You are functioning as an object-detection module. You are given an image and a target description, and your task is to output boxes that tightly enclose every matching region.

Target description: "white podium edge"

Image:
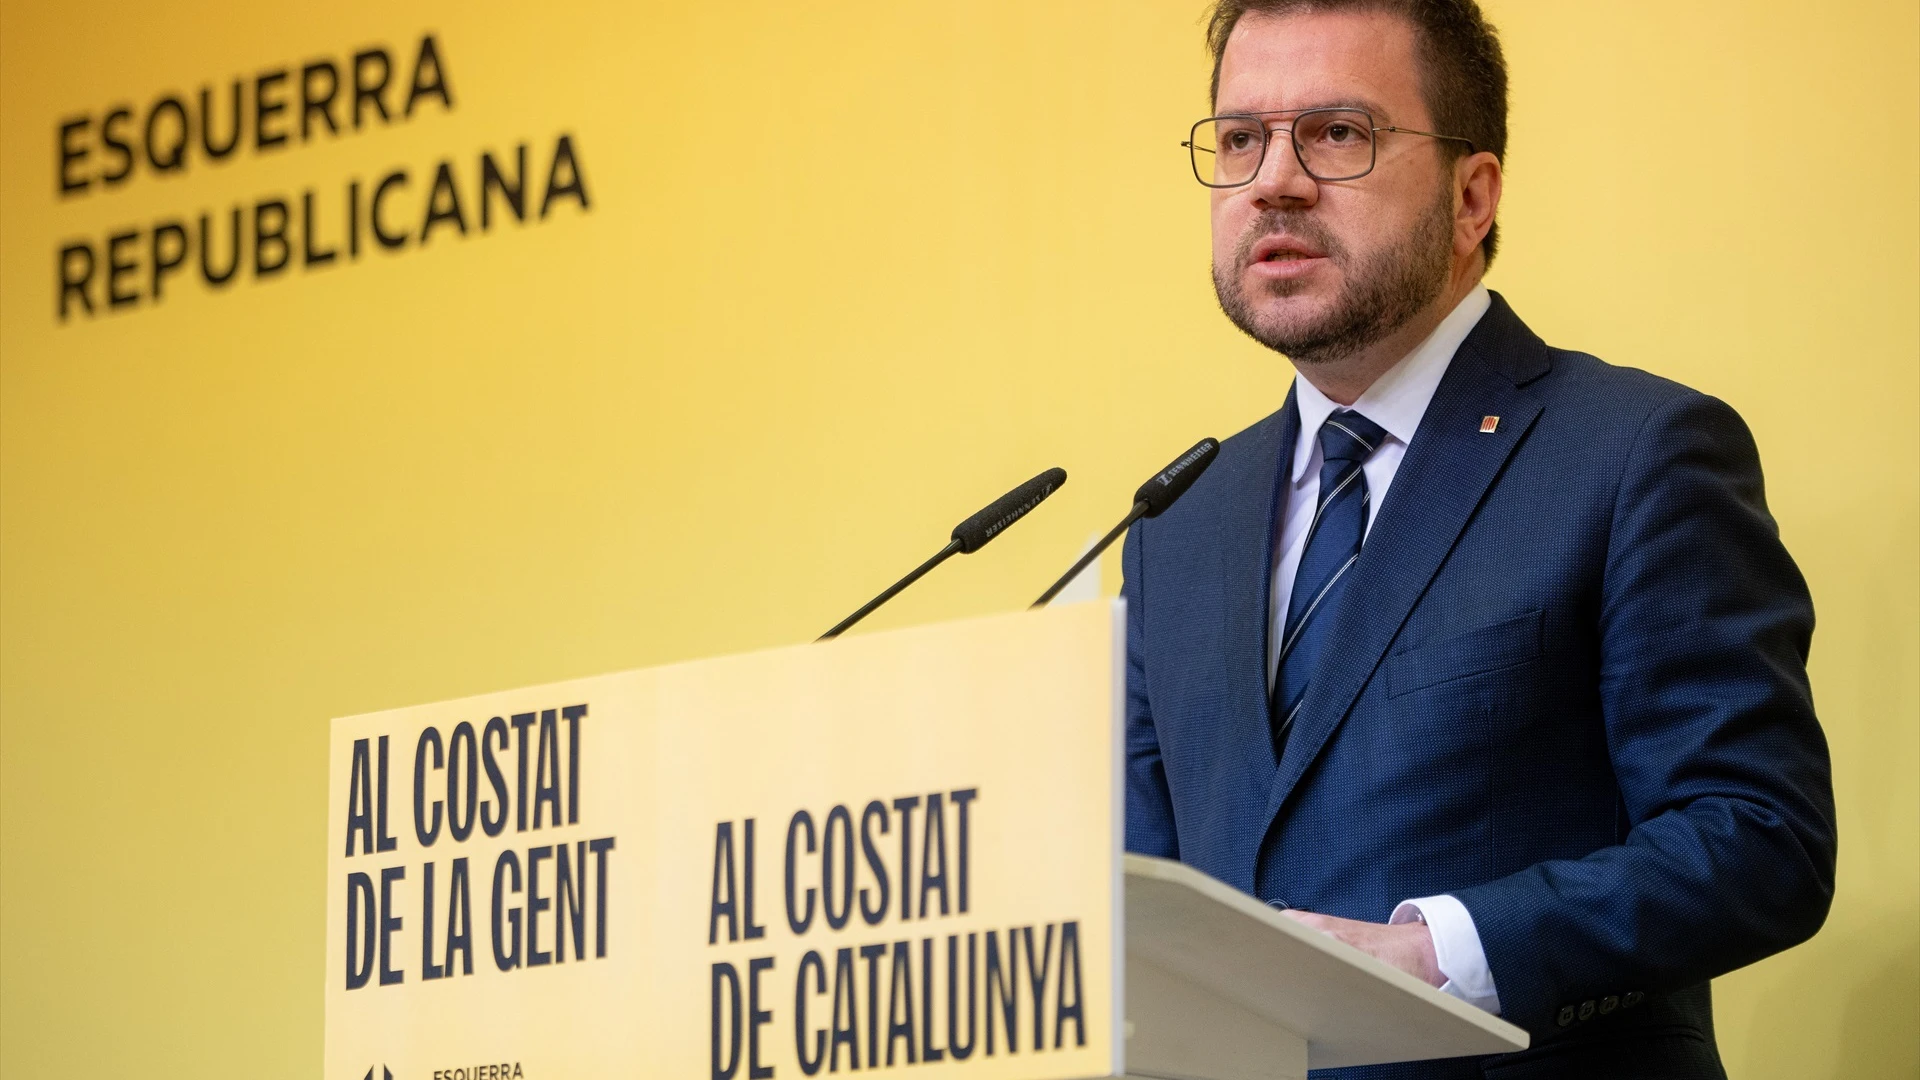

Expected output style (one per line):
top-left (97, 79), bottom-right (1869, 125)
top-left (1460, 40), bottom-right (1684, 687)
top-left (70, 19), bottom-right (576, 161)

top-left (1120, 853), bottom-right (1528, 1078)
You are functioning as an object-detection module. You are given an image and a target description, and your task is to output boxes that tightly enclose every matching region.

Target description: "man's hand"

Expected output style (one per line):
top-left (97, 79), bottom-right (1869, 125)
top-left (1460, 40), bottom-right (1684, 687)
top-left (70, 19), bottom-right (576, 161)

top-left (1280, 909), bottom-right (1445, 988)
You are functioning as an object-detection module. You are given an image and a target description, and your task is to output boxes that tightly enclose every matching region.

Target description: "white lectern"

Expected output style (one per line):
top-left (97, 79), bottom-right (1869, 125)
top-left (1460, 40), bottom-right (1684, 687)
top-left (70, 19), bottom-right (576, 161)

top-left (324, 603), bottom-right (1526, 1078)
top-left (1127, 854), bottom-right (1524, 1078)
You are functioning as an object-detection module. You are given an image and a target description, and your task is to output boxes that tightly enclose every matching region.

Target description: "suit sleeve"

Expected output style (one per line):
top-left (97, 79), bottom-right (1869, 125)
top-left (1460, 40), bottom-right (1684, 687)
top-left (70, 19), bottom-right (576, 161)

top-left (1122, 520), bottom-right (1179, 859)
top-left (1451, 391), bottom-right (1837, 1035)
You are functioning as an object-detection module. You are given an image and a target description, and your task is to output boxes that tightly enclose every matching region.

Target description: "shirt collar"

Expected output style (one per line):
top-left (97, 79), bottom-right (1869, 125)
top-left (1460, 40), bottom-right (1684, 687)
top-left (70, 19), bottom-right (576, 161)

top-left (1290, 283), bottom-right (1492, 483)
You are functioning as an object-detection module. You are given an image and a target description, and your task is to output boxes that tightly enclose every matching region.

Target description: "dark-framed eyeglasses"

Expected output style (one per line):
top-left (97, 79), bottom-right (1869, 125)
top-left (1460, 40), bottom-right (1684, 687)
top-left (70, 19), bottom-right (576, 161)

top-left (1183, 107), bottom-right (1476, 187)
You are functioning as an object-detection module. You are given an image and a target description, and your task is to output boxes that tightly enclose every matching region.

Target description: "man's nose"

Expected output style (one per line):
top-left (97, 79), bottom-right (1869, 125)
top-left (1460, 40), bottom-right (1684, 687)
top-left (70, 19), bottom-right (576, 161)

top-left (1249, 133), bottom-right (1319, 208)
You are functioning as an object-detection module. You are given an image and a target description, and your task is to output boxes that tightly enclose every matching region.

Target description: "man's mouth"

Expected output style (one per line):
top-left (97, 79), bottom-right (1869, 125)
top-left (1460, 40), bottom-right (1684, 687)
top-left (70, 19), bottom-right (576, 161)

top-left (1249, 235), bottom-right (1329, 267)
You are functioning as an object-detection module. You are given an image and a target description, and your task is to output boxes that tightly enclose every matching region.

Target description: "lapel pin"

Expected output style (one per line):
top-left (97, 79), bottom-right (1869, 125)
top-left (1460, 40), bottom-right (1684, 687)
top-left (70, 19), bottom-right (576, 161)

top-left (1479, 415), bottom-right (1501, 434)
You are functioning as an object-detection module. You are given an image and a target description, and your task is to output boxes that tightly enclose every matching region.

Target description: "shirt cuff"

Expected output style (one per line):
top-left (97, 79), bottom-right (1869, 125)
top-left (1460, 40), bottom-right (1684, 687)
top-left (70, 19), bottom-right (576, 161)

top-left (1391, 894), bottom-right (1502, 1015)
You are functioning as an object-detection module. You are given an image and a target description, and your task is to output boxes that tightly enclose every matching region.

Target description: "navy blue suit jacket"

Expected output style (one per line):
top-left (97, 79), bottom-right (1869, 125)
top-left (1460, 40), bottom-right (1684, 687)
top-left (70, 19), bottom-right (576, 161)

top-left (1121, 294), bottom-right (1835, 1079)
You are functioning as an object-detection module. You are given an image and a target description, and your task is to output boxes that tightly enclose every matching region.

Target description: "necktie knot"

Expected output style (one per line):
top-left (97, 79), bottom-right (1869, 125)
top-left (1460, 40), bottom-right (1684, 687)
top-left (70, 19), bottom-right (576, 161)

top-left (1317, 410), bottom-right (1387, 465)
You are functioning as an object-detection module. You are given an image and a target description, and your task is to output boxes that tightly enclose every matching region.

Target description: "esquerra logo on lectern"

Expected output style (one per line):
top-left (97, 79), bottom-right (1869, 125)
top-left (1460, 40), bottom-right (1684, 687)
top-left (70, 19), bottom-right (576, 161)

top-left (363, 1065), bottom-right (528, 1080)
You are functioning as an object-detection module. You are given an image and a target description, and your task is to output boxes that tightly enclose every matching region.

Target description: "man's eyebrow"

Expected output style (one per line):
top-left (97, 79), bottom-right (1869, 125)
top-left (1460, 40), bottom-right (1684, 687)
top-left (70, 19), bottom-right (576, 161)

top-left (1215, 97), bottom-right (1395, 122)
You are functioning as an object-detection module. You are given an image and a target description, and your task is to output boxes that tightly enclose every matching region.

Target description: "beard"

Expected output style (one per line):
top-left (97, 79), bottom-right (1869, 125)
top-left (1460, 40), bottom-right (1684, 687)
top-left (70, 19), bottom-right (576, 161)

top-left (1213, 184), bottom-right (1455, 366)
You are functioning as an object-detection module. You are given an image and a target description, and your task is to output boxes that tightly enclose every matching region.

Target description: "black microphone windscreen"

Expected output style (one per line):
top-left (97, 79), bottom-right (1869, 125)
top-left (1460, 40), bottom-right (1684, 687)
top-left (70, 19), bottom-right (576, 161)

top-left (1133, 438), bottom-right (1220, 518)
top-left (951, 467), bottom-right (1068, 554)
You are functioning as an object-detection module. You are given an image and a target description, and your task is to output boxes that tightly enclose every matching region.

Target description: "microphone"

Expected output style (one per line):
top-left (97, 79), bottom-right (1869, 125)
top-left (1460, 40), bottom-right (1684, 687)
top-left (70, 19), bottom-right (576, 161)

top-left (1030, 438), bottom-right (1219, 608)
top-left (819, 467), bottom-right (1068, 640)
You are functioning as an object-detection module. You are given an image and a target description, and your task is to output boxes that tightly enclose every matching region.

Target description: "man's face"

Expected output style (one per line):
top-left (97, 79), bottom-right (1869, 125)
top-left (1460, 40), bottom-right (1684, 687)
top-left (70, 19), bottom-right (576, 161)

top-left (1210, 11), bottom-right (1458, 364)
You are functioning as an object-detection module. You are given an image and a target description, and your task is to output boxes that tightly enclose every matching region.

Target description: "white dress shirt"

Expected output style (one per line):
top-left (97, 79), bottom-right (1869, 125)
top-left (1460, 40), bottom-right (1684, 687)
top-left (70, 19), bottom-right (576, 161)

top-left (1267, 283), bottom-right (1503, 1015)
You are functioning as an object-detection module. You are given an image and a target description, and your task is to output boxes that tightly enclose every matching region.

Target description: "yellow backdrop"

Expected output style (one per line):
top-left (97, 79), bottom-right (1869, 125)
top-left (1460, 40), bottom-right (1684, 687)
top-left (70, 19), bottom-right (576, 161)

top-left (1, 1), bottom-right (1913, 1076)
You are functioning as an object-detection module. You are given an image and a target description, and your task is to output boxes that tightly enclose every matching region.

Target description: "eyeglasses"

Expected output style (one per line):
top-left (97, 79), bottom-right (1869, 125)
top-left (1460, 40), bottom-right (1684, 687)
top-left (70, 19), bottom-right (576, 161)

top-left (1183, 108), bottom-right (1476, 187)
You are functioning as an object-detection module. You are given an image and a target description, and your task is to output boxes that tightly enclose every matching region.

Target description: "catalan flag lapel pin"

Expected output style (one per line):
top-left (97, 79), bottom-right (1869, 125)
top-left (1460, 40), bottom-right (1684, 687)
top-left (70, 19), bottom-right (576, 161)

top-left (1479, 415), bottom-right (1501, 434)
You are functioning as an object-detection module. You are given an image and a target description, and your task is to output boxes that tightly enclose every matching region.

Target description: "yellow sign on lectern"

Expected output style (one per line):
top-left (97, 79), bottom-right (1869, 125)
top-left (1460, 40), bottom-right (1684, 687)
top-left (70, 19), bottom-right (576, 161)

top-left (325, 602), bottom-right (1123, 1079)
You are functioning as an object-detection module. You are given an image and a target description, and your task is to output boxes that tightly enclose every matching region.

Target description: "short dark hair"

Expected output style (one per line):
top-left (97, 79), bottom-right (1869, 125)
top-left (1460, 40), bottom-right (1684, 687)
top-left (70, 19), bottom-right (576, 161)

top-left (1205, 0), bottom-right (1509, 264)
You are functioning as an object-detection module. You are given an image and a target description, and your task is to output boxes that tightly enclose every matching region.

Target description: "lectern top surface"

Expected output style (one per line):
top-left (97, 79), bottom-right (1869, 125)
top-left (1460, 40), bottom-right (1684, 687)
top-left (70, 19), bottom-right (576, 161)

top-left (1123, 853), bottom-right (1528, 1071)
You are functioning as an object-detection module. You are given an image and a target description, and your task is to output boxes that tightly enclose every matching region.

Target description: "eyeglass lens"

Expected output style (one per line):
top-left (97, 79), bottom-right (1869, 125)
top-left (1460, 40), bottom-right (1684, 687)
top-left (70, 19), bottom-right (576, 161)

top-left (1190, 109), bottom-right (1377, 186)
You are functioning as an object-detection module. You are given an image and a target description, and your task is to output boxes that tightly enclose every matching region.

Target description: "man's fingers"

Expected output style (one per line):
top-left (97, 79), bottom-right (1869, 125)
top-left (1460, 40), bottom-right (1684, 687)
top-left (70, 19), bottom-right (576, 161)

top-left (1279, 909), bottom-right (1338, 934)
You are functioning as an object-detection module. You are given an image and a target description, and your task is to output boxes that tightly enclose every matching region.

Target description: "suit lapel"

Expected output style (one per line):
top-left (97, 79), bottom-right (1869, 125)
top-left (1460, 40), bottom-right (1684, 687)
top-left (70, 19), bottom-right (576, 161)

top-left (1216, 391), bottom-right (1298, 804)
top-left (1258, 296), bottom-right (1548, 832)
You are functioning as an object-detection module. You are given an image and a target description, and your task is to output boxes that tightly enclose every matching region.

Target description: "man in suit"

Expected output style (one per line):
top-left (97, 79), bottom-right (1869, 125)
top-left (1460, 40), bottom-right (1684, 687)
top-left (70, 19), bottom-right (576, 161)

top-left (1122, 3), bottom-right (1837, 1076)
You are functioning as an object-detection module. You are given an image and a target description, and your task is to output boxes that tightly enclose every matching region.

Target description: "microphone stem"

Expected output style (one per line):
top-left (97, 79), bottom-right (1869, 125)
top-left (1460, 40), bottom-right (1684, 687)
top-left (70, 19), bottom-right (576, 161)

top-left (819, 538), bottom-right (966, 641)
top-left (1031, 502), bottom-right (1149, 609)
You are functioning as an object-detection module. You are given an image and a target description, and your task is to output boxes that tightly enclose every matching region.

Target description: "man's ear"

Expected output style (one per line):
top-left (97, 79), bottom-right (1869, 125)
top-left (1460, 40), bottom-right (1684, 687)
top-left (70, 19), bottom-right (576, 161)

top-left (1455, 151), bottom-right (1503, 258)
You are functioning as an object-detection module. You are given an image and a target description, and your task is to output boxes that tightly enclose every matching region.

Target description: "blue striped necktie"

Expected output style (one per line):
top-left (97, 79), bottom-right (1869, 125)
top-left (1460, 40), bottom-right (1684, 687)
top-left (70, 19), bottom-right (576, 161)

top-left (1272, 409), bottom-right (1388, 759)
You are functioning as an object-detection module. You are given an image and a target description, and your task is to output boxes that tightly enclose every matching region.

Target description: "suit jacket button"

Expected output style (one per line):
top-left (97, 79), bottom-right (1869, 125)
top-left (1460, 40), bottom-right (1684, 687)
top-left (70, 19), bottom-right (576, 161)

top-left (1623, 991), bottom-right (1645, 1008)
top-left (1557, 1006), bottom-right (1576, 1027)
top-left (1599, 995), bottom-right (1619, 1014)
top-left (1578, 1000), bottom-right (1596, 1021)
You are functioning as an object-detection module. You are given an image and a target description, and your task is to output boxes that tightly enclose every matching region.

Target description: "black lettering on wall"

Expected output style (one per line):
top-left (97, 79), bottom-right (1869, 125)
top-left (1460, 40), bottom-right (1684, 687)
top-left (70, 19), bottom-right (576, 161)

top-left (301, 60), bottom-right (340, 139)
top-left (370, 168), bottom-right (412, 249)
top-left (151, 222), bottom-right (187, 300)
top-left (255, 198), bottom-right (290, 276)
top-left (201, 82), bottom-right (242, 160)
top-left (47, 35), bottom-right (595, 326)
top-left (145, 96), bottom-right (189, 172)
top-left (58, 116), bottom-right (90, 195)
top-left (405, 34), bottom-right (454, 117)
top-left (200, 208), bottom-right (240, 286)
top-left (105, 230), bottom-right (138, 309)
top-left (57, 242), bottom-right (93, 320)
top-left (99, 107), bottom-right (134, 185)
top-left (302, 189), bottom-right (337, 267)
top-left (420, 161), bottom-right (467, 244)
top-left (255, 69), bottom-right (289, 151)
top-left (480, 145), bottom-right (525, 229)
top-left (540, 133), bottom-right (589, 218)
top-left (352, 48), bottom-right (392, 129)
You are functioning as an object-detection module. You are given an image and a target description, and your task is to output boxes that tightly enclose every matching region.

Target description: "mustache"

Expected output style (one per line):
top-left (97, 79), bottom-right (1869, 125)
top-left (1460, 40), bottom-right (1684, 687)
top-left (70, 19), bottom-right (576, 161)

top-left (1232, 209), bottom-right (1346, 267)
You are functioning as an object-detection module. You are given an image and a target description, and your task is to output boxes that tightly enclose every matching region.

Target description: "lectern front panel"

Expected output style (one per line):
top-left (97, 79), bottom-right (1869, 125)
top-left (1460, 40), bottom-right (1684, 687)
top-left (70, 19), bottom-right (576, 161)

top-left (324, 602), bottom-right (1125, 1079)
